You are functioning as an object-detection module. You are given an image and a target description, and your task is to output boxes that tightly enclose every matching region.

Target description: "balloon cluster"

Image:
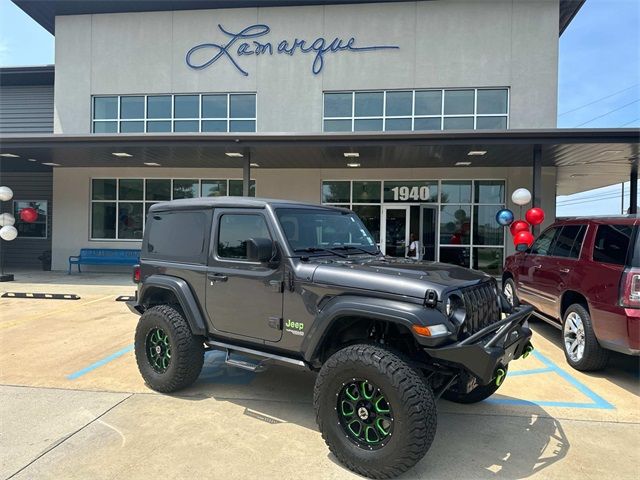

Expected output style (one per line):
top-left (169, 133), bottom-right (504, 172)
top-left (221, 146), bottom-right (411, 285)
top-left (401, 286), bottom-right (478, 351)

top-left (0, 186), bottom-right (39, 242)
top-left (494, 188), bottom-right (545, 250)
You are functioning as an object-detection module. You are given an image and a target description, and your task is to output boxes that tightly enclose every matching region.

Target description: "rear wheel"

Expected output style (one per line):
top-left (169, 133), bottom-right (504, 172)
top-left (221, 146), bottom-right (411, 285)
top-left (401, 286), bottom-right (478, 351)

top-left (135, 305), bottom-right (204, 392)
top-left (314, 344), bottom-right (437, 479)
top-left (442, 366), bottom-right (508, 404)
top-left (562, 303), bottom-right (609, 371)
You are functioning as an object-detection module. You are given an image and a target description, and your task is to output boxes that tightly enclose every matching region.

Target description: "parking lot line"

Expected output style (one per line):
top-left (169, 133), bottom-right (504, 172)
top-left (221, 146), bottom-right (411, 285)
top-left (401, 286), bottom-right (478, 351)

top-left (488, 351), bottom-right (615, 410)
top-left (67, 344), bottom-right (134, 380)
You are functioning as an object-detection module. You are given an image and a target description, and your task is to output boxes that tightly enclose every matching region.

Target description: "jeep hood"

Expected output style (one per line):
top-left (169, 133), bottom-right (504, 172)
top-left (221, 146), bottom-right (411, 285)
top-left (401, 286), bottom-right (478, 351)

top-left (311, 257), bottom-right (491, 299)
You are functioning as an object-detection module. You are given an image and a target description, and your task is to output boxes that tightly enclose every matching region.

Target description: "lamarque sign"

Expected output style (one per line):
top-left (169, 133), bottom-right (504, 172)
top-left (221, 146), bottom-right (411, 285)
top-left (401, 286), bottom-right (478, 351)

top-left (185, 24), bottom-right (399, 76)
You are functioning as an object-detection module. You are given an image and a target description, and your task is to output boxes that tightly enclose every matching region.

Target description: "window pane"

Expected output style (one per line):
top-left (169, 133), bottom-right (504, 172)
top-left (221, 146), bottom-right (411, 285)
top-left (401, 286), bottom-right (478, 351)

top-left (147, 121), bottom-right (171, 132)
top-left (444, 90), bottom-right (474, 114)
top-left (324, 119), bottom-right (352, 132)
top-left (120, 121), bottom-right (144, 133)
top-left (13, 200), bottom-right (47, 238)
top-left (531, 228), bottom-right (560, 256)
top-left (385, 118), bottom-right (412, 131)
top-left (473, 205), bottom-right (504, 245)
top-left (91, 202), bottom-right (116, 238)
top-left (440, 247), bottom-right (470, 268)
top-left (473, 247), bottom-right (503, 275)
top-left (229, 120), bottom-right (256, 132)
top-left (352, 181), bottom-right (381, 203)
top-left (118, 202), bottom-right (144, 239)
top-left (477, 89), bottom-right (508, 114)
top-left (569, 225), bottom-right (587, 258)
top-left (229, 94), bottom-right (256, 118)
top-left (94, 97), bottom-right (118, 119)
top-left (202, 95), bottom-right (227, 118)
top-left (476, 116), bottom-right (507, 129)
top-left (93, 121), bottom-right (117, 133)
top-left (384, 181), bottom-right (437, 203)
top-left (147, 96), bottom-right (171, 119)
top-left (322, 181), bottom-right (350, 203)
top-left (354, 92), bottom-right (383, 117)
top-left (120, 96), bottom-right (144, 119)
top-left (385, 91), bottom-right (412, 116)
top-left (218, 214), bottom-right (270, 259)
top-left (352, 205), bottom-right (381, 243)
top-left (443, 117), bottom-right (474, 130)
top-left (324, 93), bottom-right (352, 117)
top-left (415, 91), bottom-right (441, 115)
top-left (202, 120), bottom-right (227, 132)
top-left (92, 179), bottom-right (116, 200)
top-left (354, 119), bottom-right (383, 131)
top-left (474, 180), bottom-right (505, 203)
top-left (174, 95), bottom-right (199, 118)
top-left (552, 225), bottom-right (585, 258)
top-left (145, 179), bottom-right (171, 201)
top-left (229, 180), bottom-right (256, 197)
top-left (173, 180), bottom-right (199, 199)
top-left (146, 211), bottom-right (208, 261)
top-left (202, 180), bottom-right (227, 197)
top-left (413, 117), bottom-right (441, 131)
top-left (174, 120), bottom-right (199, 132)
top-left (119, 179), bottom-right (143, 200)
top-left (441, 181), bottom-right (472, 203)
top-left (593, 225), bottom-right (633, 265)
top-left (440, 205), bottom-right (471, 245)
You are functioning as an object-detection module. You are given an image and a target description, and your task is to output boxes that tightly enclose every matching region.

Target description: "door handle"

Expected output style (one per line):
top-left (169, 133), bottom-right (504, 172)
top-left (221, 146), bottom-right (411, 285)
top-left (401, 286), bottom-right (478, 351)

top-left (208, 273), bottom-right (228, 283)
top-left (559, 268), bottom-right (570, 273)
top-left (533, 264), bottom-right (542, 269)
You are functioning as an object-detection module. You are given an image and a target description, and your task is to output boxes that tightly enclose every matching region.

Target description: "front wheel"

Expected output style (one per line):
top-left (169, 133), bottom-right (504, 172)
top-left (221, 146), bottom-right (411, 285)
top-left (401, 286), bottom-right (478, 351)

top-left (314, 344), bottom-right (437, 479)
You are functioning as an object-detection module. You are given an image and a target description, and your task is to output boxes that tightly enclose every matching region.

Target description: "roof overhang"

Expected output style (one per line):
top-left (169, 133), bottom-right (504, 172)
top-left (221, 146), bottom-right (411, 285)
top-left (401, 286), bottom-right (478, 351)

top-left (13, 0), bottom-right (585, 36)
top-left (0, 65), bottom-right (55, 86)
top-left (0, 129), bottom-right (637, 196)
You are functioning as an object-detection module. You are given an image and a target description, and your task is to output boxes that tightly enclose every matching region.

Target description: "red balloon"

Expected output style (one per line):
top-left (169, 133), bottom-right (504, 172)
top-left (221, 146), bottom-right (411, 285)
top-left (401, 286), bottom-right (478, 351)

top-left (19, 207), bottom-right (38, 223)
top-left (514, 230), bottom-right (534, 247)
top-left (525, 207), bottom-right (545, 226)
top-left (510, 220), bottom-right (529, 236)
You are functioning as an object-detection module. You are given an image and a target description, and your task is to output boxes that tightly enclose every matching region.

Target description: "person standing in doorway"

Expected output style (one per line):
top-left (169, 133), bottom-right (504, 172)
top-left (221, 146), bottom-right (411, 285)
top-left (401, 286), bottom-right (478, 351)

top-left (407, 233), bottom-right (420, 260)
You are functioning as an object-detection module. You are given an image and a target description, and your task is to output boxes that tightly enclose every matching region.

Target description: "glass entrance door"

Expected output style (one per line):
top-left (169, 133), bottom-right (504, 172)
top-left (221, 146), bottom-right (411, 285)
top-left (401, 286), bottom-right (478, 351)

top-left (419, 205), bottom-right (437, 261)
top-left (381, 206), bottom-right (409, 257)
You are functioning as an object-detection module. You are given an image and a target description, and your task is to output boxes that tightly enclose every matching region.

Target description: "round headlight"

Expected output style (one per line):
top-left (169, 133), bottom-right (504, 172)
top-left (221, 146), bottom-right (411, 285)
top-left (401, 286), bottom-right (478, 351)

top-left (446, 294), bottom-right (466, 322)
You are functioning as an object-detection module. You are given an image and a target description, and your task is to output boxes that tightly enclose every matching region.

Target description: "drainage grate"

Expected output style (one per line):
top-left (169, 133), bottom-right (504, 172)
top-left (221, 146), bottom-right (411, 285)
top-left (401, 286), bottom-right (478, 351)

top-left (243, 408), bottom-right (284, 425)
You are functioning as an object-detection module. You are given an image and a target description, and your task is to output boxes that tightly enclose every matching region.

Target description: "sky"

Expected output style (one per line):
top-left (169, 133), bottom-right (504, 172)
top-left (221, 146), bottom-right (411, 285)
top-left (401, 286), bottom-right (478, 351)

top-left (0, 0), bottom-right (639, 216)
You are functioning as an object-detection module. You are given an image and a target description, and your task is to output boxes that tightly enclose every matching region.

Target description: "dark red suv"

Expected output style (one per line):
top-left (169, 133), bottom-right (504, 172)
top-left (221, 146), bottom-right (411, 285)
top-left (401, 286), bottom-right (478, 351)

top-left (503, 217), bottom-right (640, 371)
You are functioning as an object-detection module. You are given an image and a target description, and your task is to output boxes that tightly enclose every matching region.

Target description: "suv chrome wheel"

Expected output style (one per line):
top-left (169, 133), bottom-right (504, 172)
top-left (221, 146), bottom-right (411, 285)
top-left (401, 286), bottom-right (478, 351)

top-left (563, 312), bottom-right (585, 362)
top-left (503, 283), bottom-right (514, 306)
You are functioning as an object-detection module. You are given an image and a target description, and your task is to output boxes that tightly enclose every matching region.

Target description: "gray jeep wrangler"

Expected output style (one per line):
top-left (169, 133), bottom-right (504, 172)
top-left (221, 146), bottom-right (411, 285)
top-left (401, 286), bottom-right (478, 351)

top-left (129, 197), bottom-right (533, 479)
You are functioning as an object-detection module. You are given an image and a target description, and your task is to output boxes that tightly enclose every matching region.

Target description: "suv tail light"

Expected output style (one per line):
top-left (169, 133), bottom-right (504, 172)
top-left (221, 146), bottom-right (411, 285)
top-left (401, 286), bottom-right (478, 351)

top-left (133, 264), bottom-right (141, 284)
top-left (620, 267), bottom-right (640, 308)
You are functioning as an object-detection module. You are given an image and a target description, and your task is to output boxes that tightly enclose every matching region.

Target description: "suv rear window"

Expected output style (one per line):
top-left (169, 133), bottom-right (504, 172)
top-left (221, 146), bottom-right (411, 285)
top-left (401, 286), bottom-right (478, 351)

top-left (552, 225), bottom-right (586, 259)
top-left (592, 224), bottom-right (633, 266)
top-left (145, 210), bottom-right (209, 263)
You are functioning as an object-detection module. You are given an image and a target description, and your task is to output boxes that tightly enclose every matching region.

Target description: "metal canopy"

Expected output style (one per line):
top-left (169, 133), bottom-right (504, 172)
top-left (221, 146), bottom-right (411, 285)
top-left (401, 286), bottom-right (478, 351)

top-left (0, 128), bottom-right (638, 196)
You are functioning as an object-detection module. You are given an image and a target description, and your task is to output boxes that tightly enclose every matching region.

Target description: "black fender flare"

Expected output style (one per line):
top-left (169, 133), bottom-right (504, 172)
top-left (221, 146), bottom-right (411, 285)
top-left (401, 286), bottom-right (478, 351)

top-left (138, 275), bottom-right (208, 336)
top-left (302, 295), bottom-right (449, 363)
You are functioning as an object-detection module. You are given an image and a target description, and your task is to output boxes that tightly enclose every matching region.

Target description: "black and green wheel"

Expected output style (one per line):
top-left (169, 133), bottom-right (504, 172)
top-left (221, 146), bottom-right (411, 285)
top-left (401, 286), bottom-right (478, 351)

top-left (135, 304), bottom-right (204, 393)
top-left (314, 344), bottom-right (437, 479)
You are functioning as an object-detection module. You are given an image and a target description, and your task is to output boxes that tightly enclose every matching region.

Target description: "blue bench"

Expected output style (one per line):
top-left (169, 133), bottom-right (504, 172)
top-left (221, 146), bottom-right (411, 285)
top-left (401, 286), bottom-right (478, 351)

top-left (68, 248), bottom-right (140, 274)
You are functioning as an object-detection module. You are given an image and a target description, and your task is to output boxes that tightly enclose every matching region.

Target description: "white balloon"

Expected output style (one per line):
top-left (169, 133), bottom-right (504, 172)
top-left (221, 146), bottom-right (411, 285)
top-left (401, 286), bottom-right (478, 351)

top-left (0, 225), bottom-right (18, 241)
top-left (0, 186), bottom-right (13, 202)
top-left (0, 213), bottom-right (15, 226)
top-left (511, 188), bottom-right (532, 206)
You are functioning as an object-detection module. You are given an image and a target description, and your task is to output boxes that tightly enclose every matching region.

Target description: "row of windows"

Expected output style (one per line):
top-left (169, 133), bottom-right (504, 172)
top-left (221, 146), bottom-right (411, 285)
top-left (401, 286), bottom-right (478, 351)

top-left (90, 178), bottom-right (256, 240)
top-left (92, 94), bottom-right (256, 133)
top-left (323, 89), bottom-right (509, 132)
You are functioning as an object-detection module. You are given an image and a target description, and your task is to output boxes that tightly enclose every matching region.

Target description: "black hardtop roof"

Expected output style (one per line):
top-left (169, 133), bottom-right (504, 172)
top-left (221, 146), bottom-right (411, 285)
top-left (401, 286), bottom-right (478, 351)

top-left (148, 196), bottom-right (347, 213)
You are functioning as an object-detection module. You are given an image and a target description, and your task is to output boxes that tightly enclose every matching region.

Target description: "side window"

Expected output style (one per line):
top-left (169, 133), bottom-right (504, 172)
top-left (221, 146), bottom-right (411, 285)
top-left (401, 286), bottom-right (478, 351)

top-left (531, 227), bottom-right (559, 256)
top-left (145, 210), bottom-right (208, 263)
top-left (592, 224), bottom-right (633, 266)
top-left (552, 225), bottom-right (586, 259)
top-left (218, 214), bottom-right (271, 260)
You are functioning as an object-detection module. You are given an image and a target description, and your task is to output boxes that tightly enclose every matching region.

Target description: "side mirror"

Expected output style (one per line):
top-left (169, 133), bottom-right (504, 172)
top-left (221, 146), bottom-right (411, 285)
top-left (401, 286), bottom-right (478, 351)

top-left (247, 237), bottom-right (275, 263)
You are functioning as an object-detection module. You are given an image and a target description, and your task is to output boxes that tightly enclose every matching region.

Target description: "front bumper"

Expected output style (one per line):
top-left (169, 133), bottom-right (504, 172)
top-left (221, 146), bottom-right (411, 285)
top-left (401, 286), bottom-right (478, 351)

top-left (424, 305), bottom-right (534, 385)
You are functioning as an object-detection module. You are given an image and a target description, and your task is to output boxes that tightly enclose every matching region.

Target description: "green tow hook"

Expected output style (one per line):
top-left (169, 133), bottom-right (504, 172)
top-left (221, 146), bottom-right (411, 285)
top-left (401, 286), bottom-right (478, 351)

top-left (495, 368), bottom-right (506, 387)
top-left (522, 343), bottom-right (534, 359)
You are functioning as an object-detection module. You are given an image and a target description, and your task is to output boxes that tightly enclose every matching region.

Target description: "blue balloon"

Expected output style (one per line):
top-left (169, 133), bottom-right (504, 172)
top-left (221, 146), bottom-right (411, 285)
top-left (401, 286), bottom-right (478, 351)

top-left (496, 209), bottom-right (514, 226)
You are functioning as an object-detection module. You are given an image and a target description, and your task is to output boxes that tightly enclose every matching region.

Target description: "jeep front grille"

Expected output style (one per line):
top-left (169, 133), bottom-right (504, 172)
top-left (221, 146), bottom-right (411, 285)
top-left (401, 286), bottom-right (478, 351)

top-left (460, 281), bottom-right (501, 336)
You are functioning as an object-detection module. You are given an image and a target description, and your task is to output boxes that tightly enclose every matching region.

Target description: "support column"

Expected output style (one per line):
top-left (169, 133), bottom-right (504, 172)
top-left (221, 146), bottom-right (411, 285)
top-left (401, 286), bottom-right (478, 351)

top-left (532, 144), bottom-right (542, 235)
top-left (630, 163), bottom-right (638, 214)
top-left (242, 149), bottom-right (251, 197)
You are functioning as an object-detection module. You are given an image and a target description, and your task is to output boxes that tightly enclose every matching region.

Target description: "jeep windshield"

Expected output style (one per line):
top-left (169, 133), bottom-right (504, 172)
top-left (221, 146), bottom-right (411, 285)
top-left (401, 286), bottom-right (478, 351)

top-left (276, 208), bottom-right (378, 256)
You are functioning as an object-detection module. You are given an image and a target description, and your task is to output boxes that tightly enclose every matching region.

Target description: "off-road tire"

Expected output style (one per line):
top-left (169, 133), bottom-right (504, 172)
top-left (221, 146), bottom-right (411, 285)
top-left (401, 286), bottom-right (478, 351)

top-left (314, 344), bottom-right (437, 479)
top-left (135, 304), bottom-right (204, 393)
top-left (442, 365), bottom-right (508, 404)
top-left (562, 303), bottom-right (609, 371)
top-left (502, 278), bottom-right (519, 308)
